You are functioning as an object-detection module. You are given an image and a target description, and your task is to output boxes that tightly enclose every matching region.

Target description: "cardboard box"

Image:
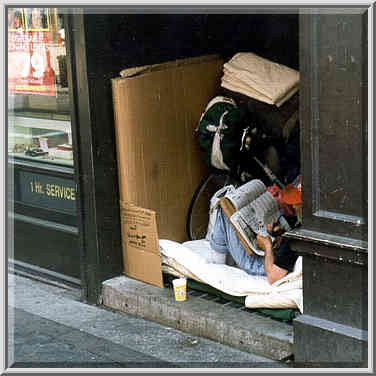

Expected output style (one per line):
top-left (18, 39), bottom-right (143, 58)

top-left (112, 55), bottom-right (223, 287)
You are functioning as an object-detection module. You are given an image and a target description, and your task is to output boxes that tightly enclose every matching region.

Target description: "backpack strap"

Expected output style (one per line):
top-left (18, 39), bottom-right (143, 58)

top-left (211, 110), bottom-right (231, 171)
top-left (196, 96), bottom-right (237, 131)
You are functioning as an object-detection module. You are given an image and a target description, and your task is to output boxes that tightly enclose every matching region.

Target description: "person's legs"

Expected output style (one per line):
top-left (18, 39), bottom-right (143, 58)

top-left (210, 208), bottom-right (266, 277)
top-left (208, 207), bottom-right (228, 256)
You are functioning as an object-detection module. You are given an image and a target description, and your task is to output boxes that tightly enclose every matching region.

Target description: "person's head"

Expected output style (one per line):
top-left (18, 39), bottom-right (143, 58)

top-left (281, 175), bottom-right (302, 223)
top-left (12, 11), bottom-right (22, 28)
top-left (31, 8), bottom-right (42, 28)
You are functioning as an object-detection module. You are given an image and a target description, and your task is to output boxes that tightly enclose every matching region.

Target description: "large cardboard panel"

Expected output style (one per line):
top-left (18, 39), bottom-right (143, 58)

top-left (112, 55), bottom-right (223, 242)
top-left (112, 55), bottom-right (223, 287)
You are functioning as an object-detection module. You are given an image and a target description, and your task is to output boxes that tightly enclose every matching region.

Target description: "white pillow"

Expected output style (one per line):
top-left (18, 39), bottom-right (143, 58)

top-left (245, 289), bottom-right (303, 311)
top-left (293, 256), bottom-right (302, 273)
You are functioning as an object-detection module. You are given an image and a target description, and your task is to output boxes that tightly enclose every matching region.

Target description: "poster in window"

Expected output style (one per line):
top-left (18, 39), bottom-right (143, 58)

top-left (8, 8), bottom-right (56, 96)
top-left (8, 8), bottom-right (25, 31)
top-left (24, 8), bottom-right (50, 32)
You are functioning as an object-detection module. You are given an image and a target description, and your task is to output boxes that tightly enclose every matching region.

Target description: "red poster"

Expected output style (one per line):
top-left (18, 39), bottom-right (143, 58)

top-left (8, 30), bottom-right (56, 96)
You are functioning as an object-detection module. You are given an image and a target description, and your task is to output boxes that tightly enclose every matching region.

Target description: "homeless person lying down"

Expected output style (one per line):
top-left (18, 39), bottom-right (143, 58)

top-left (210, 175), bottom-right (302, 285)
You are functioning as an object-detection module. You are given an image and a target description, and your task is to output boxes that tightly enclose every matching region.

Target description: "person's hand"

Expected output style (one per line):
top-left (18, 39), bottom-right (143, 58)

top-left (266, 221), bottom-right (281, 235)
top-left (266, 222), bottom-right (274, 234)
top-left (256, 234), bottom-right (272, 252)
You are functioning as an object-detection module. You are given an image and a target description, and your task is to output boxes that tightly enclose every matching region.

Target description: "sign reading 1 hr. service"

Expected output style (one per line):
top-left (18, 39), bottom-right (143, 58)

top-left (18, 171), bottom-right (76, 215)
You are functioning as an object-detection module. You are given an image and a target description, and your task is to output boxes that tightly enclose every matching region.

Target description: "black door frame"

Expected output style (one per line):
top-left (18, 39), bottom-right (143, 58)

top-left (64, 9), bottom-right (123, 303)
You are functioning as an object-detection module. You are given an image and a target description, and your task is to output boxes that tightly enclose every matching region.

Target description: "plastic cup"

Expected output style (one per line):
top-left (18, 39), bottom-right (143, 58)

top-left (172, 278), bottom-right (187, 301)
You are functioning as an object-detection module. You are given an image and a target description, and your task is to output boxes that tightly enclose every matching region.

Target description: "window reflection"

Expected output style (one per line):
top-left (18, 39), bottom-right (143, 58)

top-left (8, 8), bottom-right (73, 167)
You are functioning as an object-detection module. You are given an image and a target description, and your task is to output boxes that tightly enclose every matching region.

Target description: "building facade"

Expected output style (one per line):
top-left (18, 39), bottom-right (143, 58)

top-left (8, 7), bottom-right (369, 365)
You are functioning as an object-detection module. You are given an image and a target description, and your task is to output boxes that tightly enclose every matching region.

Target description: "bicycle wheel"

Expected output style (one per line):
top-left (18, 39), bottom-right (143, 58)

top-left (186, 172), bottom-right (239, 240)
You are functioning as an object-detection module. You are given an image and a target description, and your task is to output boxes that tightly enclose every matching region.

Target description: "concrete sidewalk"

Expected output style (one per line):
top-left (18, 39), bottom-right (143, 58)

top-left (8, 273), bottom-right (290, 368)
top-left (102, 275), bottom-right (295, 361)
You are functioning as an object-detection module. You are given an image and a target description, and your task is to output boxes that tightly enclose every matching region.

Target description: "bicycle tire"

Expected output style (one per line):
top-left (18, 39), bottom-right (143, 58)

top-left (186, 172), bottom-right (239, 240)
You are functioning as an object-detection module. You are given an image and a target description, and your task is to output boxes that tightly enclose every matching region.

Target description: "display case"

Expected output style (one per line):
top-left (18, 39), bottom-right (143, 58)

top-left (9, 110), bottom-right (73, 167)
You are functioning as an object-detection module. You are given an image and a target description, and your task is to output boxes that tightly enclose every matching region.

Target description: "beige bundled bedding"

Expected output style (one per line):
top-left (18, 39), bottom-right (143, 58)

top-left (221, 52), bottom-right (300, 107)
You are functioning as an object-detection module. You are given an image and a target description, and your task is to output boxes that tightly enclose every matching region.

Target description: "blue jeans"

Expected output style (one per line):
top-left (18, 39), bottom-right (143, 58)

top-left (210, 208), bottom-right (266, 277)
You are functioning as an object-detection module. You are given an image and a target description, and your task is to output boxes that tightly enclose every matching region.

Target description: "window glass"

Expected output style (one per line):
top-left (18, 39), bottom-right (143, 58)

top-left (8, 8), bottom-right (73, 167)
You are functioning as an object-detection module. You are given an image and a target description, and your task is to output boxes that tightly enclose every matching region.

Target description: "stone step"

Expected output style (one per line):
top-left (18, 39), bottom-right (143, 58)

top-left (102, 275), bottom-right (294, 361)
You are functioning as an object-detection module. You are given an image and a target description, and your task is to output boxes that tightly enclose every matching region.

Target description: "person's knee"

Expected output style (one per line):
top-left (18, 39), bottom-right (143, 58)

top-left (209, 232), bottom-right (228, 254)
top-left (210, 208), bottom-right (228, 252)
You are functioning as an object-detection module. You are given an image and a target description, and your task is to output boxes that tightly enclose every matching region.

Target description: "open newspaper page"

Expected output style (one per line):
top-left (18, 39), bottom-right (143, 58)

top-left (224, 179), bottom-right (266, 211)
top-left (229, 210), bottom-right (264, 255)
top-left (229, 191), bottom-right (280, 256)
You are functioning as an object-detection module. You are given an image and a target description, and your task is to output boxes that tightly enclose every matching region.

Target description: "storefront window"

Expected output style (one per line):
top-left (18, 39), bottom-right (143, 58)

top-left (8, 8), bottom-right (73, 167)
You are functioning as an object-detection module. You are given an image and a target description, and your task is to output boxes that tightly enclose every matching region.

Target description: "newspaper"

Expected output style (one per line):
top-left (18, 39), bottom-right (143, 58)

top-left (219, 179), bottom-right (285, 256)
top-left (224, 179), bottom-right (267, 211)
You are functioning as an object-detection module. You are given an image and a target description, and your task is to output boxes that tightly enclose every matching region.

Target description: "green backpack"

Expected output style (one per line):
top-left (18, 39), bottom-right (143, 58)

top-left (197, 96), bottom-right (248, 171)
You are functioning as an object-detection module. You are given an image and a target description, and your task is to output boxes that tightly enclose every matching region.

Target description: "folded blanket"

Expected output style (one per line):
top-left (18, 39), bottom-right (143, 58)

top-left (221, 52), bottom-right (300, 107)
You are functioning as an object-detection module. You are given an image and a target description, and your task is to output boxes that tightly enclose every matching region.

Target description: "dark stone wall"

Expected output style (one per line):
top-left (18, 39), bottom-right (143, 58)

top-left (84, 13), bottom-right (299, 73)
top-left (302, 255), bottom-right (367, 330)
top-left (300, 13), bottom-right (368, 241)
top-left (291, 12), bottom-right (368, 365)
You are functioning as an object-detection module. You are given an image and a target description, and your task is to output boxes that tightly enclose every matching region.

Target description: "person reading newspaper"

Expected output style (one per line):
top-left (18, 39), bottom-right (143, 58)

top-left (210, 175), bottom-right (302, 284)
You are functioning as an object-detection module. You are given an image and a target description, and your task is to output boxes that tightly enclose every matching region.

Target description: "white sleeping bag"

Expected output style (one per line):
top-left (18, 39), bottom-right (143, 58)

top-left (159, 239), bottom-right (303, 312)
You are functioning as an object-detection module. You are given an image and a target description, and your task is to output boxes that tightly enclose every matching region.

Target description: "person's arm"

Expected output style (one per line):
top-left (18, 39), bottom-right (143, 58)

top-left (256, 235), bottom-right (288, 284)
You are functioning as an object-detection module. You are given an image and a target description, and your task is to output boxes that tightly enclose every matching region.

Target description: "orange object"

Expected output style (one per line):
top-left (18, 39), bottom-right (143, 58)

top-left (281, 175), bottom-right (302, 205)
top-left (267, 184), bottom-right (295, 217)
